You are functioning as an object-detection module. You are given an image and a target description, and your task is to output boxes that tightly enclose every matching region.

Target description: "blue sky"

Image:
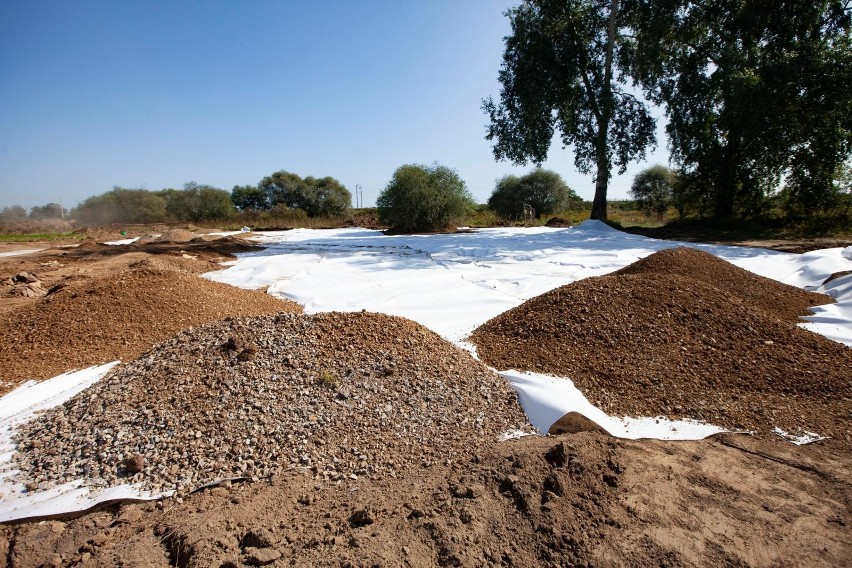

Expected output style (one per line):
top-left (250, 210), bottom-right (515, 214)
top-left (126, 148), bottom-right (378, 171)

top-left (0, 0), bottom-right (669, 211)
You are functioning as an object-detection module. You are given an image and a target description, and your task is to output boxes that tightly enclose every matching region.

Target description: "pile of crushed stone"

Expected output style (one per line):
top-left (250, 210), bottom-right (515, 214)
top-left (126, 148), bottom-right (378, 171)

top-left (0, 268), bottom-right (300, 391)
top-left (14, 312), bottom-right (531, 494)
top-left (471, 247), bottom-right (852, 442)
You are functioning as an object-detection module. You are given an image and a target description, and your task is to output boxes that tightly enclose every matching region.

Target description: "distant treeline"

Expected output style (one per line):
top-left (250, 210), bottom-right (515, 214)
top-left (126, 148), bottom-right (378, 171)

top-left (2, 162), bottom-right (849, 230)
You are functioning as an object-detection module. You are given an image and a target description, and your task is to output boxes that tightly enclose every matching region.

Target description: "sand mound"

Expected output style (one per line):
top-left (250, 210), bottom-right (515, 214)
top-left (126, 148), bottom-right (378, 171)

top-left (614, 246), bottom-right (832, 321)
top-left (15, 312), bottom-right (531, 494)
top-left (0, 268), bottom-right (300, 391)
top-left (471, 251), bottom-right (852, 441)
top-left (156, 228), bottom-right (198, 242)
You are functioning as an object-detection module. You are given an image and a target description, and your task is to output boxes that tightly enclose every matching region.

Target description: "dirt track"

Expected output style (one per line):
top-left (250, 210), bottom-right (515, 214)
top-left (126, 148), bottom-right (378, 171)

top-left (0, 231), bottom-right (850, 567)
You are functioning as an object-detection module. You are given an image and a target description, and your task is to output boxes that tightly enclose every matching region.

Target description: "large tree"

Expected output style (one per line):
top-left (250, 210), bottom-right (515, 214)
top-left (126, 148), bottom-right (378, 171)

top-left (483, 0), bottom-right (656, 221)
top-left (630, 0), bottom-right (852, 219)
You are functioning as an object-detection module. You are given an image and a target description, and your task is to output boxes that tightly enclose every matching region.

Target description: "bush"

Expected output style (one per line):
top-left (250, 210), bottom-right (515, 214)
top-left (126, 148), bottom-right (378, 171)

top-left (257, 171), bottom-right (351, 217)
top-left (630, 165), bottom-right (677, 219)
top-left (158, 182), bottom-right (236, 222)
top-left (488, 169), bottom-right (581, 219)
top-left (377, 163), bottom-right (475, 233)
top-left (73, 187), bottom-right (167, 224)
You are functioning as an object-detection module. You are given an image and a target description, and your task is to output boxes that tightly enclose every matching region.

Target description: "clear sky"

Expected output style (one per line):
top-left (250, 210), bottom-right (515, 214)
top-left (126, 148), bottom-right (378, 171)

top-left (0, 0), bottom-right (669, 211)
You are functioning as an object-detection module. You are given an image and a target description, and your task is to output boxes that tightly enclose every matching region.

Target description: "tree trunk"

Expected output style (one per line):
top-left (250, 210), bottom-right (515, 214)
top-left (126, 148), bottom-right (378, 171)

top-left (591, 147), bottom-right (609, 221)
top-left (590, 0), bottom-right (619, 222)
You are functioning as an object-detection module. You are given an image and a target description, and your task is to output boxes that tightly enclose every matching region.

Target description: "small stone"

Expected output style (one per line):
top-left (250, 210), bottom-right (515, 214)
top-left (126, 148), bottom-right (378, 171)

top-left (242, 528), bottom-right (275, 549)
top-left (243, 547), bottom-right (281, 566)
top-left (349, 508), bottom-right (375, 527)
top-left (123, 455), bottom-right (145, 475)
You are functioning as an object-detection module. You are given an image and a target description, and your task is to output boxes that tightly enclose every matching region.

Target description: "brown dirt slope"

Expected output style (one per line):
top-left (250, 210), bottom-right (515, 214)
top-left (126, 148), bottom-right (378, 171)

top-left (0, 268), bottom-right (300, 391)
top-left (15, 312), bottom-right (531, 495)
top-left (614, 246), bottom-right (832, 321)
top-left (2, 432), bottom-right (849, 567)
top-left (471, 249), bottom-right (852, 443)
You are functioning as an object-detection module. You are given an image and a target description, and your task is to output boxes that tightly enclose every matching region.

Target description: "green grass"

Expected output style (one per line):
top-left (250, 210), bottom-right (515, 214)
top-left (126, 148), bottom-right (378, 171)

top-left (0, 232), bottom-right (76, 242)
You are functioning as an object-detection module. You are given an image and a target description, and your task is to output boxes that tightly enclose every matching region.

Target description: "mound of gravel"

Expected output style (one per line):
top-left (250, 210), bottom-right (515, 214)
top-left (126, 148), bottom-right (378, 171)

top-left (471, 249), bottom-right (852, 441)
top-left (15, 312), bottom-right (531, 494)
top-left (613, 246), bottom-right (832, 321)
top-left (0, 268), bottom-right (300, 389)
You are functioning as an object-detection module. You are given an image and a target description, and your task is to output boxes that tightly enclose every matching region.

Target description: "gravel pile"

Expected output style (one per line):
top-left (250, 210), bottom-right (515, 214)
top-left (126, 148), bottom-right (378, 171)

top-left (14, 312), bottom-right (531, 494)
top-left (471, 247), bottom-right (852, 441)
top-left (0, 267), bottom-right (300, 390)
top-left (612, 246), bottom-right (832, 321)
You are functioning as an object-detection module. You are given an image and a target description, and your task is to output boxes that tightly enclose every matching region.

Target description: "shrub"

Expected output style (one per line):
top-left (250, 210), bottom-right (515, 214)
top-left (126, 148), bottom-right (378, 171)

top-left (377, 163), bottom-right (475, 233)
top-left (630, 165), bottom-right (677, 219)
top-left (73, 187), bottom-right (167, 224)
top-left (488, 169), bottom-right (581, 219)
top-left (258, 171), bottom-right (351, 217)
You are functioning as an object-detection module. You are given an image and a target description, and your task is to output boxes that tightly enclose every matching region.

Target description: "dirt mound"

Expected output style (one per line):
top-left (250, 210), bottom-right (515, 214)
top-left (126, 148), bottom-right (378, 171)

top-left (156, 228), bottom-right (198, 242)
top-left (614, 246), bottom-right (832, 321)
top-left (0, 268), bottom-right (299, 392)
top-left (471, 252), bottom-right (852, 442)
top-left (15, 312), bottom-right (531, 495)
top-left (4, 432), bottom-right (850, 567)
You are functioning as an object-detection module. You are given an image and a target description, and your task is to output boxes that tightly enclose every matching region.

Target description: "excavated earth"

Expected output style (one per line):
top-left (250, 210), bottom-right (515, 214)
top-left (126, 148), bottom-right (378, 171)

top-left (0, 236), bottom-right (850, 567)
top-left (14, 311), bottom-right (531, 494)
top-left (471, 247), bottom-right (852, 445)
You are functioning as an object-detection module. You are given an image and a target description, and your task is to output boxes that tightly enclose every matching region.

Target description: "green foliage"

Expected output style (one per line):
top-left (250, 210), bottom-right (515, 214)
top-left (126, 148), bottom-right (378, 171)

top-left (0, 205), bottom-right (28, 224)
top-left (483, 0), bottom-right (656, 220)
top-left (28, 203), bottom-right (65, 220)
top-left (377, 163), bottom-right (475, 233)
top-left (231, 185), bottom-right (268, 211)
top-left (0, 232), bottom-right (75, 241)
top-left (257, 171), bottom-right (351, 217)
top-left (158, 182), bottom-right (235, 222)
top-left (782, 161), bottom-right (852, 219)
top-left (629, 165), bottom-right (676, 218)
top-left (73, 187), bottom-right (167, 224)
top-left (489, 168), bottom-right (582, 219)
top-left (630, 0), bottom-right (852, 220)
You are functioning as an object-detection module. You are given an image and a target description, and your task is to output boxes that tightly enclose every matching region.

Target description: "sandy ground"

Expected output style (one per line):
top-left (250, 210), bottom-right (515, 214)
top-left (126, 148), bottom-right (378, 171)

top-left (0, 230), bottom-right (849, 567)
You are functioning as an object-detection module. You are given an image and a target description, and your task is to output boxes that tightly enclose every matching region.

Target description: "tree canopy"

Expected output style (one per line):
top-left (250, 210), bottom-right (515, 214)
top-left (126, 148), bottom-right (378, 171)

top-left (629, 165), bottom-right (677, 218)
top-left (257, 171), bottom-right (351, 217)
top-left (630, 0), bottom-right (852, 219)
top-left (489, 168), bottom-right (582, 219)
top-left (377, 164), bottom-right (475, 233)
top-left (158, 182), bottom-right (235, 222)
top-left (73, 187), bottom-right (168, 224)
top-left (483, 0), bottom-right (656, 220)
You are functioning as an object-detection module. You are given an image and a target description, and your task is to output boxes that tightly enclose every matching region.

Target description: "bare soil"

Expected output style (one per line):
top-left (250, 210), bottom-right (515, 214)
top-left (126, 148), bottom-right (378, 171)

top-left (471, 247), bottom-right (852, 445)
top-left (0, 235), bottom-right (850, 567)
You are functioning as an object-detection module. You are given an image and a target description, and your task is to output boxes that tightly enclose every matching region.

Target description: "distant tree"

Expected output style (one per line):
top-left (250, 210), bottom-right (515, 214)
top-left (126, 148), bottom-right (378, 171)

top-left (630, 0), bottom-right (852, 219)
top-left (630, 165), bottom-right (676, 218)
top-left (489, 168), bottom-right (581, 219)
top-left (29, 202), bottom-right (65, 220)
top-left (73, 187), bottom-right (167, 224)
top-left (483, 0), bottom-right (656, 221)
top-left (259, 171), bottom-right (311, 213)
top-left (306, 176), bottom-right (352, 216)
top-left (377, 163), bottom-right (475, 233)
top-left (231, 185), bottom-right (268, 211)
top-left (0, 205), bottom-right (29, 224)
top-left (783, 160), bottom-right (852, 217)
top-left (258, 171), bottom-right (351, 217)
top-left (159, 182), bottom-right (235, 222)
